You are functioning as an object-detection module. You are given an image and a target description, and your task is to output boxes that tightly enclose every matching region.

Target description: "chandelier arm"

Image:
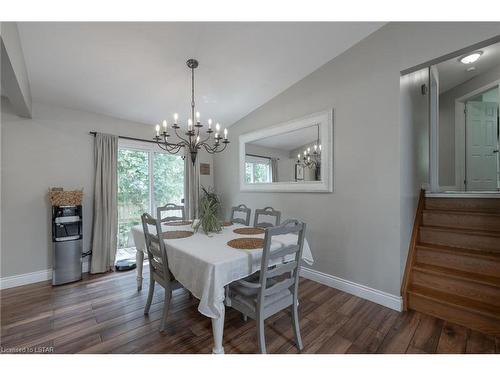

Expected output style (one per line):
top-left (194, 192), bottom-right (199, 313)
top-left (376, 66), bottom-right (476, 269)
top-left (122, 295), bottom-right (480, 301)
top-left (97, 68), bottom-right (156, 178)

top-left (155, 142), bottom-right (169, 152)
top-left (200, 143), bottom-right (218, 154)
top-left (173, 127), bottom-right (190, 145)
top-left (199, 131), bottom-right (212, 145)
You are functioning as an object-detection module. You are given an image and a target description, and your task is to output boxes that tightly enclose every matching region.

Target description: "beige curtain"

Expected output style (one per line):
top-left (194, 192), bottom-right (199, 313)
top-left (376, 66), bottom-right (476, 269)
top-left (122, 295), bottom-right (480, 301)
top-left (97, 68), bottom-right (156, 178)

top-left (91, 133), bottom-right (118, 273)
top-left (184, 149), bottom-right (200, 220)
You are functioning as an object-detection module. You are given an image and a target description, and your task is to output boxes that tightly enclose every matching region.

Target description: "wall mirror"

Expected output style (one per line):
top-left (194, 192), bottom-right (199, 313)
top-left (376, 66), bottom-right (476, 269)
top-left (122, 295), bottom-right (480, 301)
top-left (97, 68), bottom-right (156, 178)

top-left (239, 109), bottom-right (333, 192)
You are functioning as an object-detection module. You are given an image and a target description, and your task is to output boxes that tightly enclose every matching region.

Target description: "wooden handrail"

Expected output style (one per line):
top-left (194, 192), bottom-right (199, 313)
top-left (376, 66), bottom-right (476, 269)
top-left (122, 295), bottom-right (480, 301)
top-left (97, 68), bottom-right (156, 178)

top-left (400, 189), bottom-right (425, 311)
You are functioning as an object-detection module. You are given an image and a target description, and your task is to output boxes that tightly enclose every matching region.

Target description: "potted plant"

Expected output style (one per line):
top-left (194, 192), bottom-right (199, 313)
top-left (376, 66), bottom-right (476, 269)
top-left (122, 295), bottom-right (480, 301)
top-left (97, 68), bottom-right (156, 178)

top-left (193, 186), bottom-right (222, 235)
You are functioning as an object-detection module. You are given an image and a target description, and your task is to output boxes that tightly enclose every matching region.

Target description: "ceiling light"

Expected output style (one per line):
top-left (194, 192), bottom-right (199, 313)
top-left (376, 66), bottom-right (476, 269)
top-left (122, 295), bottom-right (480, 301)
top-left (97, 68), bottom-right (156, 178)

top-left (459, 51), bottom-right (483, 64)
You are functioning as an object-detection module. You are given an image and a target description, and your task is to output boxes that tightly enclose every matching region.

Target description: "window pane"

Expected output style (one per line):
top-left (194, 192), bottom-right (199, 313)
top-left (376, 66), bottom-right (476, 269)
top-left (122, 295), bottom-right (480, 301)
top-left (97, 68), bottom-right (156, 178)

top-left (117, 149), bottom-right (150, 249)
top-left (254, 163), bottom-right (271, 183)
top-left (153, 153), bottom-right (185, 209)
top-left (245, 162), bottom-right (253, 183)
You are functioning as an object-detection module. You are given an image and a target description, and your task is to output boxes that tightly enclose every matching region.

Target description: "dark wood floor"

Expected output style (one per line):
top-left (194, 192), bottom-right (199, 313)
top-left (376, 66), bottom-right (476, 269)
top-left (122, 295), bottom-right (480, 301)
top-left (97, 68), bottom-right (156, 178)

top-left (1, 265), bottom-right (499, 354)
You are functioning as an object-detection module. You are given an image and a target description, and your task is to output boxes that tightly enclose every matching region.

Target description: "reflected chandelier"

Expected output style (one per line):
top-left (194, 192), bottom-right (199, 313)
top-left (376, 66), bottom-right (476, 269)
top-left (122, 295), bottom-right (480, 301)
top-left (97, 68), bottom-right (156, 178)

top-left (296, 127), bottom-right (321, 169)
top-left (153, 59), bottom-right (229, 164)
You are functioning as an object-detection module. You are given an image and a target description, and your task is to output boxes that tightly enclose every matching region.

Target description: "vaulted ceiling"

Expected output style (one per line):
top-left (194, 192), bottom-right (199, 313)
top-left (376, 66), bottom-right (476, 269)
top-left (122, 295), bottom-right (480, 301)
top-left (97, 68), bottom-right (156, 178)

top-left (17, 22), bottom-right (384, 127)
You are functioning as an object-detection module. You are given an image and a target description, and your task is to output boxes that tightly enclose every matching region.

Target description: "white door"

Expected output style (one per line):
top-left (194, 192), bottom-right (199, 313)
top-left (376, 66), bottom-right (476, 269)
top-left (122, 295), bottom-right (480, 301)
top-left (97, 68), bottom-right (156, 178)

top-left (465, 101), bottom-right (499, 191)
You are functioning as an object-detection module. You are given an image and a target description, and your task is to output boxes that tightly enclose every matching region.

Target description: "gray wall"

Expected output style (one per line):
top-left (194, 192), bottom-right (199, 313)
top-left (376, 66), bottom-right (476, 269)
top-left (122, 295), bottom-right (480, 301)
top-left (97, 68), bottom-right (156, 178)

top-left (214, 22), bottom-right (500, 297)
top-left (1, 99), bottom-right (214, 278)
top-left (439, 64), bottom-right (500, 187)
top-left (400, 68), bottom-right (429, 277)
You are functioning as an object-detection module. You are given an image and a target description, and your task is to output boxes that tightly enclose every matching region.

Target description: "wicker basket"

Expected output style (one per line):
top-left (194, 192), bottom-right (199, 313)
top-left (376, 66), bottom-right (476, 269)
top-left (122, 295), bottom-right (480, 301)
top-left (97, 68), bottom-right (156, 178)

top-left (48, 189), bottom-right (83, 206)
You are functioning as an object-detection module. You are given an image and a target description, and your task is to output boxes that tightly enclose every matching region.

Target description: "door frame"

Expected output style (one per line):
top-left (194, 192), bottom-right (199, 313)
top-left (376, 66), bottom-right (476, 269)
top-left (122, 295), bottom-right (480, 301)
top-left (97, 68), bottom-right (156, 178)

top-left (454, 79), bottom-right (500, 191)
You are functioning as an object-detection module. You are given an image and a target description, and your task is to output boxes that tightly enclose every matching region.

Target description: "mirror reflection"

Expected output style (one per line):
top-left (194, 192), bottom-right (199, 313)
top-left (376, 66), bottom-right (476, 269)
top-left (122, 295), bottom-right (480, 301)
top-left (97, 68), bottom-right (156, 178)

top-left (244, 124), bottom-right (322, 184)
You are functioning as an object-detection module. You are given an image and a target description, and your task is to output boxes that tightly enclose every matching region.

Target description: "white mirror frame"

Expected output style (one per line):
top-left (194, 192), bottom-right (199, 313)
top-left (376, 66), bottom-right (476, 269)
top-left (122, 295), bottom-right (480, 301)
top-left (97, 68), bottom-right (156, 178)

top-left (239, 109), bottom-right (333, 193)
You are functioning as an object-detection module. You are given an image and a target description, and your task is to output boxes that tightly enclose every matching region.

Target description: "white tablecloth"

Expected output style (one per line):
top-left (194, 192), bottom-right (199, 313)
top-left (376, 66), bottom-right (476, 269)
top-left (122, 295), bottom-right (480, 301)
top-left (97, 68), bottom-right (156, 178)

top-left (128, 223), bottom-right (313, 319)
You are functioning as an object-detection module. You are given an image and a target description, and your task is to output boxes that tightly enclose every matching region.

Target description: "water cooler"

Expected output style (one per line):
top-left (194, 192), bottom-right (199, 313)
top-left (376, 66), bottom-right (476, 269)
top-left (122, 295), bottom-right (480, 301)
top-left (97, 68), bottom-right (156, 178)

top-left (52, 205), bottom-right (83, 285)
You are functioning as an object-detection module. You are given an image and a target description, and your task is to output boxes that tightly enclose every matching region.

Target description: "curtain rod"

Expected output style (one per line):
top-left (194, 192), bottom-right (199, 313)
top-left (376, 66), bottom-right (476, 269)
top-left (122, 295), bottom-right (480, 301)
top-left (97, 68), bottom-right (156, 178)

top-left (89, 131), bottom-right (158, 144)
top-left (245, 153), bottom-right (279, 161)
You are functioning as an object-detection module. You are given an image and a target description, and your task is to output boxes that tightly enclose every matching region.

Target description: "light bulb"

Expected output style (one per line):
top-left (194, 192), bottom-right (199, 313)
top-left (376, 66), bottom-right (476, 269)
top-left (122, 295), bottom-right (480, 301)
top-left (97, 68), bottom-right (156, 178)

top-left (297, 154), bottom-right (301, 160)
top-left (155, 124), bottom-right (160, 136)
top-left (216, 123), bottom-right (220, 132)
top-left (224, 128), bottom-right (228, 139)
top-left (208, 119), bottom-right (212, 129)
top-left (314, 144), bottom-right (317, 151)
top-left (162, 120), bottom-right (167, 130)
top-left (319, 144), bottom-right (322, 151)
top-left (196, 111), bottom-right (200, 120)
top-left (173, 113), bottom-right (178, 122)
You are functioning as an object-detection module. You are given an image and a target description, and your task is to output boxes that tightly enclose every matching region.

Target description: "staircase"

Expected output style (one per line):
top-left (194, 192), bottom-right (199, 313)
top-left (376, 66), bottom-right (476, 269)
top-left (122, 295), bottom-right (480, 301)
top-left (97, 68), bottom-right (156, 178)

top-left (402, 193), bottom-right (500, 336)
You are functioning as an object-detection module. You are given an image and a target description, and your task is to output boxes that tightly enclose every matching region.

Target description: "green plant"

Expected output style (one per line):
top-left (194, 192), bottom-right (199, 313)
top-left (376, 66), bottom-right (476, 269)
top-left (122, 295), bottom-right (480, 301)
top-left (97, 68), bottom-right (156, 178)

top-left (193, 186), bottom-right (222, 235)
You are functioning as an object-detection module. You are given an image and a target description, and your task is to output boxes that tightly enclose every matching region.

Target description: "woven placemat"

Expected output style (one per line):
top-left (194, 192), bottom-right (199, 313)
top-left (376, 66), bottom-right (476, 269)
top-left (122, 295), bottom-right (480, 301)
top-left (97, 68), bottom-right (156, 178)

top-left (164, 220), bottom-right (193, 226)
top-left (233, 227), bottom-right (265, 235)
top-left (161, 230), bottom-right (194, 239)
top-left (227, 238), bottom-right (264, 250)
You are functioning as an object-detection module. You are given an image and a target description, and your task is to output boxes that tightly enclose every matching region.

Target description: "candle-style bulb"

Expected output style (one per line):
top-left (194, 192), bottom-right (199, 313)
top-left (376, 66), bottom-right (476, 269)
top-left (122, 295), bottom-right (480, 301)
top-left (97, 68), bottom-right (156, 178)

top-left (223, 128), bottom-right (228, 139)
top-left (162, 120), bottom-right (167, 130)
top-left (319, 144), bottom-right (322, 151)
top-left (173, 113), bottom-right (178, 122)
top-left (196, 111), bottom-right (200, 120)
top-left (155, 124), bottom-right (160, 136)
top-left (215, 132), bottom-right (219, 139)
top-left (208, 118), bottom-right (212, 127)
top-left (297, 153), bottom-right (301, 160)
top-left (314, 144), bottom-right (317, 151)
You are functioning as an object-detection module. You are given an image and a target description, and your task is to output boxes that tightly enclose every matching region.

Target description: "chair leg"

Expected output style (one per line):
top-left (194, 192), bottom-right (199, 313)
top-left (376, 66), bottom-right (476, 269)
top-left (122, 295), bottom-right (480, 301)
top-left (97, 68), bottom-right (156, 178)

top-left (144, 276), bottom-right (155, 315)
top-left (242, 314), bottom-right (248, 322)
top-left (257, 317), bottom-right (266, 354)
top-left (160, 288), bottom-right (172, 332)
top-left (292, 300), bottom-right (303, 351)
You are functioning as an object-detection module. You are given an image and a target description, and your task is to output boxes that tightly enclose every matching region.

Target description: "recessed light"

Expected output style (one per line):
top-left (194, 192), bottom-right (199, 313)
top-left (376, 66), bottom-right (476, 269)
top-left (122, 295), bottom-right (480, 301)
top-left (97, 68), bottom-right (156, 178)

top-left (466, 66), bottom-right (476, 72)
top-left (459, 51), bottom-right (483, 64)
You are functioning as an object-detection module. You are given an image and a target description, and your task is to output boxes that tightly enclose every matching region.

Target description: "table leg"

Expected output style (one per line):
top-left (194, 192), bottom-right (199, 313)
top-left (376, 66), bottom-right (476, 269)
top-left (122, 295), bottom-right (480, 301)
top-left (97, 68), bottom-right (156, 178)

top-left (136, 249), bottom-right (144, 291)
top-left (211, 304), bottom-right (225, 354)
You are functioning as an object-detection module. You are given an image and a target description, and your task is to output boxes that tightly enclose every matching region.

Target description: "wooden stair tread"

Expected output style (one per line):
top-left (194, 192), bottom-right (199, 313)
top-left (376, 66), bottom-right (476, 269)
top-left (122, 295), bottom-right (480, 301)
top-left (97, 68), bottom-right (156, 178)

top-left (412, 263), bottom-right (500, 288)
top-left (420, 225), bottom-right (500, 238)
top-left (408, 285), bottom-right (500, 320)
top-left (416, 243), bottom-right (500, 259)
top-left (423, 208), bottom-right (500, 217)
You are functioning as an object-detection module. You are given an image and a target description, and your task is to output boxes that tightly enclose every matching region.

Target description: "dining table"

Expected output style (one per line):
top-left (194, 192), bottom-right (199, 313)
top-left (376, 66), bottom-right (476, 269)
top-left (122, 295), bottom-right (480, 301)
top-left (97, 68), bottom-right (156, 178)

top-left (128, 221), bottom-right (314, 354)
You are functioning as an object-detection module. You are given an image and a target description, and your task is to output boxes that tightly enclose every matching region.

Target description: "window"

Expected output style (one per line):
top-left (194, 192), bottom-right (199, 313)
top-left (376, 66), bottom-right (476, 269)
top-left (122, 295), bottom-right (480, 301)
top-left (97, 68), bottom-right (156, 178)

top-left (245, 155), bottom-right (272, 183)
top-left (117, 141), bottom-right (185, 249)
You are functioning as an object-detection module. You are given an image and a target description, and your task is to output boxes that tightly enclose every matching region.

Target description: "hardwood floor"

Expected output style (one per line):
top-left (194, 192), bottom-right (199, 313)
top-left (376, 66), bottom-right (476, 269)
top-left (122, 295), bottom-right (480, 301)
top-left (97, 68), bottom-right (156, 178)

top-left (1, 266), bottom-right (498, 354)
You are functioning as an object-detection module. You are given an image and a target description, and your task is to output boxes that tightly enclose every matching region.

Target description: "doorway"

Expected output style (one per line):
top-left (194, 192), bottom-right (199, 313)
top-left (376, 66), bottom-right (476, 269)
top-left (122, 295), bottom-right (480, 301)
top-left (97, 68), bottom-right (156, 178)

top-left (464, 86), bottom-right (500, 191)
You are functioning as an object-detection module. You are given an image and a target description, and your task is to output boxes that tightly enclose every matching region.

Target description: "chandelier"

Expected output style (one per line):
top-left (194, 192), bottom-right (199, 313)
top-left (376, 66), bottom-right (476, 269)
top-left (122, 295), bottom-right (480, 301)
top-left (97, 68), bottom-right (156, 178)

top-left (296, 127), bottom-right (321, 169)
top-left (153, 59), bottom-right (229, 164)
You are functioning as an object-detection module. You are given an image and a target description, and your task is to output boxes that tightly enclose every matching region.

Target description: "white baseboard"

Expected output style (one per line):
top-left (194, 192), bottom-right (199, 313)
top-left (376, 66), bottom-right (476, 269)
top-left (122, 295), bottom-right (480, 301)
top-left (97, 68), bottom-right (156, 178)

top-left (300, 267), bottom-right (403, 312)
top-left (0, 261), bottom-right (90, 290)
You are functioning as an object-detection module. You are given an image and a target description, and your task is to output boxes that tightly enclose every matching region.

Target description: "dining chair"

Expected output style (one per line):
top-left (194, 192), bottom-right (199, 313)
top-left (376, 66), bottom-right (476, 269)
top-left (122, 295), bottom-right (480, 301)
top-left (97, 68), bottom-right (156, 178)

top-left (157, 203), bottom-right (185, 222)
top-left (253, 206), bottom-right (281, 228)
top-left (230, 204), bottom-right (251, 226)
top-left (141, 212), bottom-right (181, 332)
top-left (226, 219), bottom-right (306, 353)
